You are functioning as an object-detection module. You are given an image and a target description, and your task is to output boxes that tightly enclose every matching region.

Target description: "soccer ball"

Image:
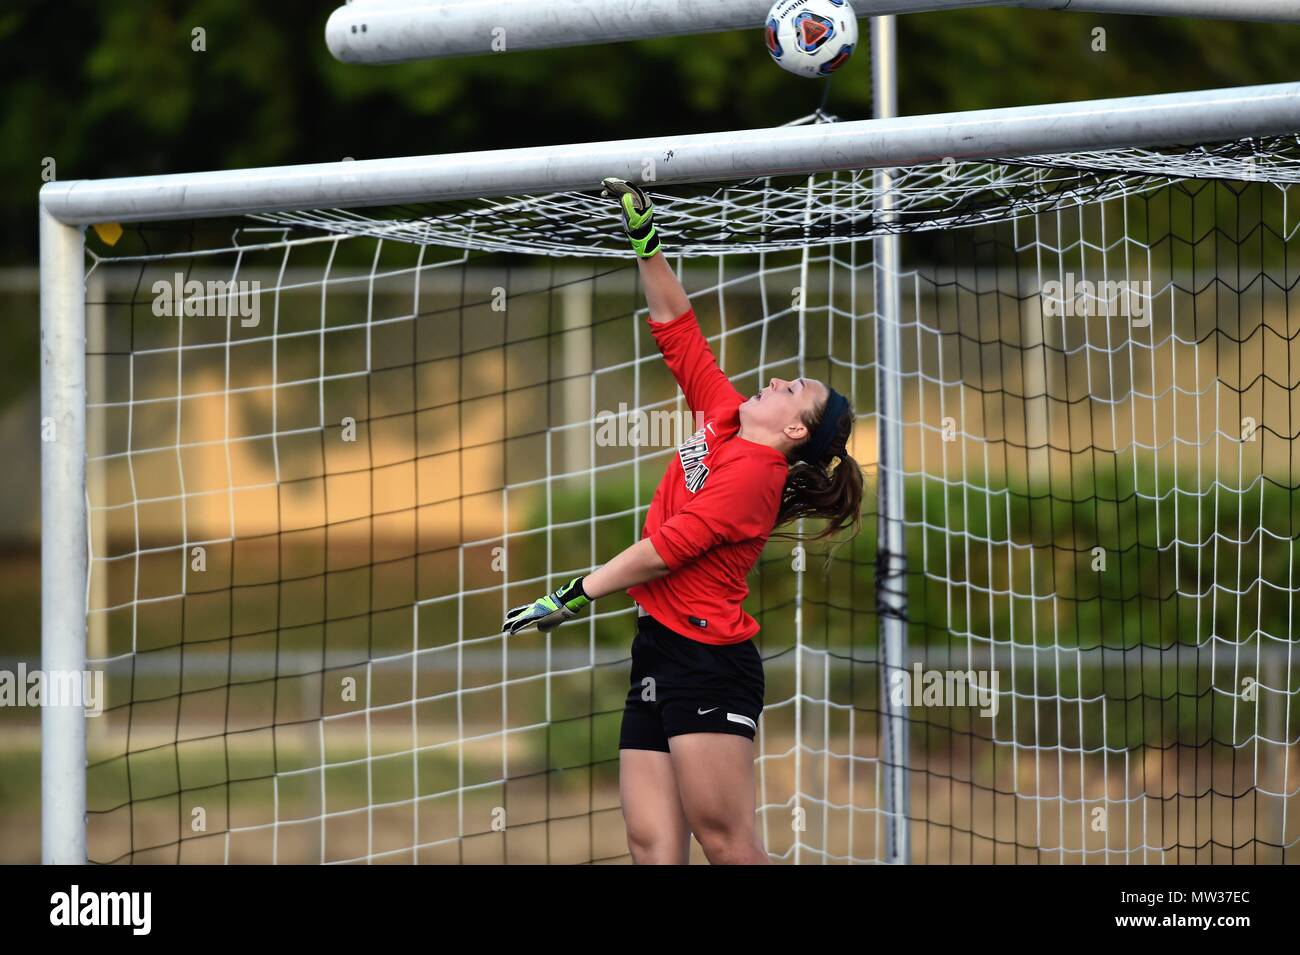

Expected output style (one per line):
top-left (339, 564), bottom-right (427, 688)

top-left (765, 0), bottom-right (858, 79)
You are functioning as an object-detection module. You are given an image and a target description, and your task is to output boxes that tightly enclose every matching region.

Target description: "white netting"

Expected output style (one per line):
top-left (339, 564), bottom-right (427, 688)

top-left (251, 128), bottom-right (1300, 257)
top-left (80, 131), bottom-right (1300, 863)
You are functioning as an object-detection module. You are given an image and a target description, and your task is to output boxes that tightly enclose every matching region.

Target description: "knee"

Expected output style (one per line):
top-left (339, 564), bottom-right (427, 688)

top-left (692, 816), bottom-right (762, 865)
top-left (626, 824), bottom-right (687, 865)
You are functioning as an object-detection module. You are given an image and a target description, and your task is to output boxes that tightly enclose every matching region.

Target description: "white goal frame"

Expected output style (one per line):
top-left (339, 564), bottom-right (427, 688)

top-left (326, 0), bottom-right (1300, 64)
top-left (38, 80), bottom-right (1300, 863)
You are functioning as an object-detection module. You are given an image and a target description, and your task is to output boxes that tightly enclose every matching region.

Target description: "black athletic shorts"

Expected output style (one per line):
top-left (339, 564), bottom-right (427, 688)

top-left (618, 612), bottom-right (765, 752)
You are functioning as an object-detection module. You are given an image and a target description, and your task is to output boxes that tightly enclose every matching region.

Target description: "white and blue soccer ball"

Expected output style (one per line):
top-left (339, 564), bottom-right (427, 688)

top-left (765, 0), bottom-right (858, 79)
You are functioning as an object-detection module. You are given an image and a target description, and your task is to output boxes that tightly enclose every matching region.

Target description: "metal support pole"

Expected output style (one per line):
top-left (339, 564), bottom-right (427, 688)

top-left (872, 15), bottom-right (910, 866)
top-left (39, 203), bottom-right (88, 865)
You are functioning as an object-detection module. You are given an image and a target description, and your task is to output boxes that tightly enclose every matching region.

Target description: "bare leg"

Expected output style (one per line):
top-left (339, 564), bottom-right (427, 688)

top-left (668, 733), bottom-right (770, 865)
top-left (619, 748), bottom-right (692, 864)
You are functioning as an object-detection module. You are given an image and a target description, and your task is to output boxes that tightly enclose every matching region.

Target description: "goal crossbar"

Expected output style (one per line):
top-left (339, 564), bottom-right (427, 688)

top-left (39, 81), bottom-right (1300, 225)
top-left (327, 0), bottom-right (1300, 63)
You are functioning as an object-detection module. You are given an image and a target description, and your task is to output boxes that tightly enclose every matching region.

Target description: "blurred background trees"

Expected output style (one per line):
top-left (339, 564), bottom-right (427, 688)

top-left (5, 2), bottom-right (1298, 266)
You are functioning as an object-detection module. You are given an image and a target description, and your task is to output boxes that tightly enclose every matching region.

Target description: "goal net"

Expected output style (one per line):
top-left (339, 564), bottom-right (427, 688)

top-left (78, 128), bottom-right (1299, 863)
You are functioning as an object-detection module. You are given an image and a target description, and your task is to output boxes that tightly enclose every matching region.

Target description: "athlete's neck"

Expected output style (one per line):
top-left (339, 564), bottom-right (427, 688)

top-left (737, 423), bottom-right (793, 460)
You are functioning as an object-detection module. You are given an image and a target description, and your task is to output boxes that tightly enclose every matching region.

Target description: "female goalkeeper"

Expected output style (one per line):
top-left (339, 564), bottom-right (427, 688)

top-left (504, 179), bottom-right (864, 865)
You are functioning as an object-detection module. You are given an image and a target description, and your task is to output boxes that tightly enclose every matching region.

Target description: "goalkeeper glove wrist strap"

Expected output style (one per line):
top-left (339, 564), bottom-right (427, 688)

top-left (627, 216), bottom-right (660, 259)
top-left (561, 576), bottom-right (590, 608)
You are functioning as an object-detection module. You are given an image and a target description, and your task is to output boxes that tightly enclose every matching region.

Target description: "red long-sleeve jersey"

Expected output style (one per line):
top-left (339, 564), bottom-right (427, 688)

top-left (627, 308), bottom-right (789, 645)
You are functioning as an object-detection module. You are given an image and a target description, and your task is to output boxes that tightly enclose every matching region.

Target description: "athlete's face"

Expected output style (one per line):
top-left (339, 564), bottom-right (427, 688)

top-left (740, 375), bottom-right (828, 448)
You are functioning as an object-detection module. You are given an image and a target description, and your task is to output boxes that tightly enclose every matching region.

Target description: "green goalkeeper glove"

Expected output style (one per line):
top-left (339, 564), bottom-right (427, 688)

top-left (601, 177), bottom-right (660, 259)
top-left (503, 577), bottom-right (592, 634)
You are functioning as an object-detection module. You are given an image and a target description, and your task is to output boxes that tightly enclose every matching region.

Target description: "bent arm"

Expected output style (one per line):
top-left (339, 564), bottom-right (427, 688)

top-left (583, 537), bottom-right (671, 599)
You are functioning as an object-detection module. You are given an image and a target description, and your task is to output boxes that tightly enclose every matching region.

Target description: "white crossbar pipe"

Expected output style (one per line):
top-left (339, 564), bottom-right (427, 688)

top-left (327, 0), bottom-right (1300, 63)
top-left (40, 81), bottom-right (1300, 226)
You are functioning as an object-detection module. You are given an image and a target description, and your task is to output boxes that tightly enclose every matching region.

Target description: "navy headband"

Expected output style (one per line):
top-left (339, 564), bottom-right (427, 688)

top-left (798, 387), bottom-right (849, 464)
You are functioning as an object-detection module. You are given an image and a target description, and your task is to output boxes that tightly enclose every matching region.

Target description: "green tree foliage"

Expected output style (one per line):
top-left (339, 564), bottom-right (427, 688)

top-left (5, 1), bottom-right (1298, 262)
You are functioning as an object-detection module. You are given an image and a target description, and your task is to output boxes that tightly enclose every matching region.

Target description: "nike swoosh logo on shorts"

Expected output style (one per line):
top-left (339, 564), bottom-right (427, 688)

top-left (697, 707), bottom-right (718, 715)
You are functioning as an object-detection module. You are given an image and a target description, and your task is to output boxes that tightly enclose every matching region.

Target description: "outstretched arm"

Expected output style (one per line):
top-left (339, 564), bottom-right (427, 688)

top-left (584, 538), bottom-right (670, 597)
top-left (602, 177), bottom-right (690, 324)
top-left (501, 451), bottom-right (783, 636)
top-left (637, 246), bottom-right (692, 325)
top-left (603, 177), bottom-right (742, 414)
top-left (501, 539), bottom-right (669, 635)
